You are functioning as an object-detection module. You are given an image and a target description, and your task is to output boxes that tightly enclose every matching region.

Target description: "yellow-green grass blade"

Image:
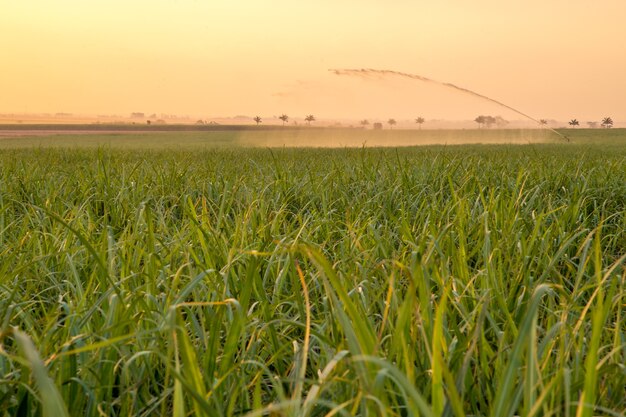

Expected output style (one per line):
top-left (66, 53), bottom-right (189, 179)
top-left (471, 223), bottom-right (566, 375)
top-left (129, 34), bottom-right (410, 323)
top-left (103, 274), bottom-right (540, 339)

top-left (13, 329), bottom-right (70, 417)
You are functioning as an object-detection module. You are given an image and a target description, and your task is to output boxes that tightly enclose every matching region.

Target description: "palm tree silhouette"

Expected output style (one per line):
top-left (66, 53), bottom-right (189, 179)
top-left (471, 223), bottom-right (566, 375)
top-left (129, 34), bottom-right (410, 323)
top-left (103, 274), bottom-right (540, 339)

top-left (601, 117), bottom-right (613, 128)
top-left (568, 119), bottom-right (579, 128)
top-left (539, 119), bottom-right (548, 126)
top-left (415, 117), bottom-right (425, 129)
top-left (279, 114), bottom-right (289, 126)
top-left (387, 118), bottom-right (397, 129)
top-left (253, 116), bottom-right (262, 126)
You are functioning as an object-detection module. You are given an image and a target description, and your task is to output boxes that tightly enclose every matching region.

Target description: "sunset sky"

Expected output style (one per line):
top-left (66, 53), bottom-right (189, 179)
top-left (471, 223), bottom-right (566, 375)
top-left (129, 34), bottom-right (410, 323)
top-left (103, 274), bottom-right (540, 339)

top-left (2, 0), bottom-right (625, 122)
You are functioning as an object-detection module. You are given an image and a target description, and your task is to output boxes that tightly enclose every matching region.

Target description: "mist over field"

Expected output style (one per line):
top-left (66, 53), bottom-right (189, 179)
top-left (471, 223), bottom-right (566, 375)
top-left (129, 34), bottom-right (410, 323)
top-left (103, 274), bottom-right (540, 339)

top-left (0, 127), bottom-right (565, 149)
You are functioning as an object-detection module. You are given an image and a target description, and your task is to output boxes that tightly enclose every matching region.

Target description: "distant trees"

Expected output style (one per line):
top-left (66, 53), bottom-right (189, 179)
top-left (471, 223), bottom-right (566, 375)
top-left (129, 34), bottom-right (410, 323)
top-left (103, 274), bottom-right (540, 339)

top-left (387, 118), bottom-right (397, 129)
top-left (305, 114), bottom-right (316, 125)
top-left (373, 122), bottom-right (383, 130)
top-left (569, 119), bottom-right (579, 128)
top-left (279, 114), bottom-right (289, 126)
top-left (601, 117), bottom-right (613, 128)
top-left (415, 117), bottom-right (425, 129)
top-left (360, 119), bottom-right (369, 127)
top-left (474, 115), bottom-right (504, 128)
top-left (495, 116), bottom-right (508, 128)
top-left (580, 118), bottom-right (613, 128)
top-left (253, 116), bottom-right (262, 125)
top-left (540, 119), bottom-right (548, 126)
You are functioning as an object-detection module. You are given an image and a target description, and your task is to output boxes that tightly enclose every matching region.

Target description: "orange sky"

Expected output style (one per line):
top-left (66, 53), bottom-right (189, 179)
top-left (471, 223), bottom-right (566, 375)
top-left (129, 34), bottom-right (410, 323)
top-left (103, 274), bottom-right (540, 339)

top-left (2, 0), bottom-right (625, 122)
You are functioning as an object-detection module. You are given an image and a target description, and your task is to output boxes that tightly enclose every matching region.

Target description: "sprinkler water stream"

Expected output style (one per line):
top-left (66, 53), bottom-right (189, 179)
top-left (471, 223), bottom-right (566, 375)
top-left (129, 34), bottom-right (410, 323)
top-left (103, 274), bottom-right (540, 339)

top-left (330, 68), bottom-right (569, 142)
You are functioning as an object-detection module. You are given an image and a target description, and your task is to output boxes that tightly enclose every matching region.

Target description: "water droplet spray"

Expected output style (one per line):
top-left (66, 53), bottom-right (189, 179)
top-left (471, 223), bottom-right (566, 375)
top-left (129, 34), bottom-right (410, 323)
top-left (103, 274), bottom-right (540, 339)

top-left (330, 68), bottom-right (569, 142)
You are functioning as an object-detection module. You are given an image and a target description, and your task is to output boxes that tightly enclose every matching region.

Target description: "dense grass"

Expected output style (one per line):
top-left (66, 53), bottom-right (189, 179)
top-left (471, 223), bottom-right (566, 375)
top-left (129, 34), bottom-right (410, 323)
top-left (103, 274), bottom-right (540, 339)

top-left (0, 139), bottom-right (625, 416)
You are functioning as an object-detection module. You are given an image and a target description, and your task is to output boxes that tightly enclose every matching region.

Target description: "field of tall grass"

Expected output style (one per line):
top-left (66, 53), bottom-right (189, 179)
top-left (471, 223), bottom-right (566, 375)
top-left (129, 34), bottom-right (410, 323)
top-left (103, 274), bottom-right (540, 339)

top-left (0, 137), bottom-right (625, 416)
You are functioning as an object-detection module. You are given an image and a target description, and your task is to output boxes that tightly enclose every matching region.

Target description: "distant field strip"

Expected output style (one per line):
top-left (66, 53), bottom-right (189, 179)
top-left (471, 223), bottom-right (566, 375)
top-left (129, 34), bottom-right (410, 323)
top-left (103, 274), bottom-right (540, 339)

top-left (0, 127), bottom-right (583, 148)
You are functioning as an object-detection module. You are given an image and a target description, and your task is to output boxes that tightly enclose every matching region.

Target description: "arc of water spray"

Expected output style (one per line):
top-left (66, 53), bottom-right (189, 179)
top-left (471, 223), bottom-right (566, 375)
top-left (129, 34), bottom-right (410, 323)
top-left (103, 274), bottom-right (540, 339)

top-left (329, 68), bottom-right (569, 142)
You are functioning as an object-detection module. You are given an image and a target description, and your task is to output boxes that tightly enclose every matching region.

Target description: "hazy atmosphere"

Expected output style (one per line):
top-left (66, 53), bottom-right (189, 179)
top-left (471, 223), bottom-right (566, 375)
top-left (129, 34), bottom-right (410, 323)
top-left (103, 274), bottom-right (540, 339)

top-left (2, 0), bottom-right (625, 122)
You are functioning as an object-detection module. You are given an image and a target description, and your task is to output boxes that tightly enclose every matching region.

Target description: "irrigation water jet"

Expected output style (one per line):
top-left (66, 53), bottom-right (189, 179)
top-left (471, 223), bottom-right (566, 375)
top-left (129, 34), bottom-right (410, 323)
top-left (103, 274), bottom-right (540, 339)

top-left (330, 68), bottom-right (570, 142)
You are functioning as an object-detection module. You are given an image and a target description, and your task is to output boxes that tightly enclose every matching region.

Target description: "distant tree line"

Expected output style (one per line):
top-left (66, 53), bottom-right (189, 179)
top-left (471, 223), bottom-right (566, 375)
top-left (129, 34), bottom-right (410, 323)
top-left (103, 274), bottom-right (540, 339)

top-left (247, 114), bottom-right (615, 129)
top-left (474, 115), bottom-right (508, 128)
top-left (567, 117), bottom-right (613, 128)
top-left (252, 114), bottom-right (317, 126)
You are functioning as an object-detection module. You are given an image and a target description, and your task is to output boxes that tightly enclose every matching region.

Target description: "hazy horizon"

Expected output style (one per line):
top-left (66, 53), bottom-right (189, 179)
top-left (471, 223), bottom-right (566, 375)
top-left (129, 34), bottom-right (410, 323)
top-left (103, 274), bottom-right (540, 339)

top-left (0, 113), bottom-right (617, 129)
top-left (2, 1), bottom-right (625, 121)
